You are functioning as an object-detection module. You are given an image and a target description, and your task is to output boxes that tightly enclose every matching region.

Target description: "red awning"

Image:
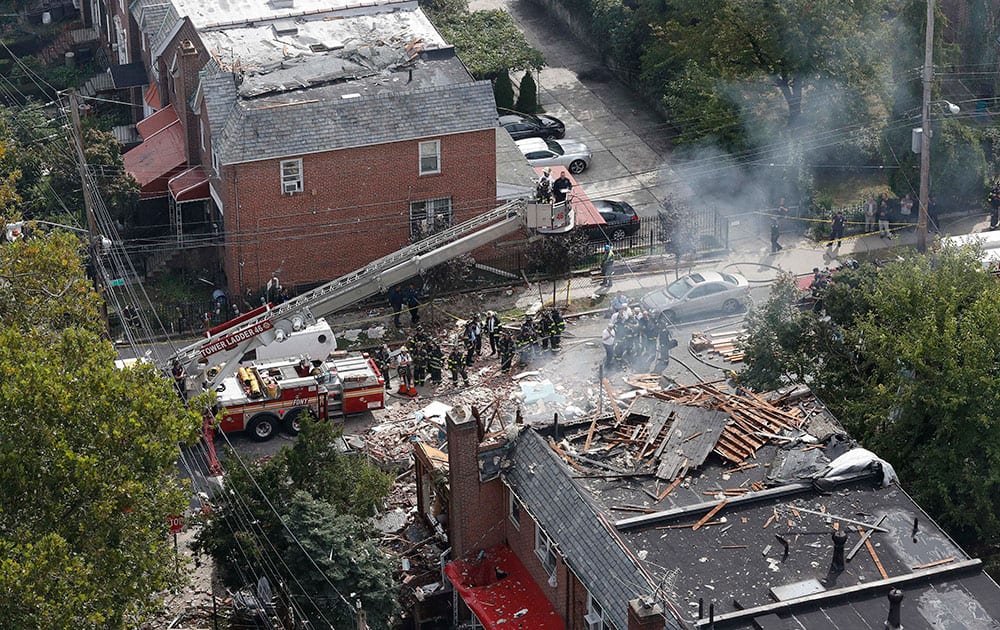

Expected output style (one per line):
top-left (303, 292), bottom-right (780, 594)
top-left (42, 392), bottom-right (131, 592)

top-left (168, 166), bottom-right (210, 202)
top-left (124, 105), bottom-right (187, 199)
top-left (143, 82), bottom-right (161, 110)
top-left (445, 545), bottom-right (565, 630)
top-left (533, 167), bottom-right (603, 226)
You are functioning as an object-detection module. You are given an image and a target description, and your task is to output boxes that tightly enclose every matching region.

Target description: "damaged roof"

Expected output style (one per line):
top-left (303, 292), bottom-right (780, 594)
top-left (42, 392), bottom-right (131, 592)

top-left (503, 429), bottom-right (682, 630)
top-left (502, 384), bottom-right (1000, 630)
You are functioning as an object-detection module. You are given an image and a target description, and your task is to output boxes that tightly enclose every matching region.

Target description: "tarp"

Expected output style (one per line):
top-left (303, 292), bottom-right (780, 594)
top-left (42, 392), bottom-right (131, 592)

top-left (168, 166), bottom-right (210, 202)
top-left (124, 106), bottom-right (186, 199)
top-left (445, 544), bottom-right (565, 630)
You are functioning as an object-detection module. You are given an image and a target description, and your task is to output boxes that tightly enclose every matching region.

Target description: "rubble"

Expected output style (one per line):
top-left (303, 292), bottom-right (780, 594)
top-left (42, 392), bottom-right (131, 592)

top-left (689, 328), bottom-right (747, 363)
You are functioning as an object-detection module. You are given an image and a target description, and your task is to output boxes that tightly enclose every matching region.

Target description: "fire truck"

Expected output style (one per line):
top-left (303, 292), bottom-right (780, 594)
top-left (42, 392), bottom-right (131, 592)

top-left (215, 353), bottom-right (384, 441)
top-left (164, 198), bottom-right (565, 443)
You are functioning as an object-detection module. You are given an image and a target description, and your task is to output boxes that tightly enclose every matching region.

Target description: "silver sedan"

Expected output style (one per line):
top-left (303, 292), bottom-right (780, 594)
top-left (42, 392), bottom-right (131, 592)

top-left (640, 271), bottom-right (750, 321)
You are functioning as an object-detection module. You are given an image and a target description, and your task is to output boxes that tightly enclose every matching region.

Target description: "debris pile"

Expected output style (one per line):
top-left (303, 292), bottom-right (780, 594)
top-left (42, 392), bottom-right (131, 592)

top-left (689, 329), bottom-right (746, 363)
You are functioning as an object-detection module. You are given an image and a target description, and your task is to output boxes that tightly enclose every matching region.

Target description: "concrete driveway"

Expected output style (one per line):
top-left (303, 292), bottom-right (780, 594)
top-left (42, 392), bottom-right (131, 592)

top-left (470, 0), bottom-right (674, 218)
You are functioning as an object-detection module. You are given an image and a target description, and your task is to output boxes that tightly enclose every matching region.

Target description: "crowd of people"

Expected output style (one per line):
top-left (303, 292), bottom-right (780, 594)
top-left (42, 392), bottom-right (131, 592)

top-left (601, 292), bottom-right (674, 371)
top-left (373, 307), bottom-right (568, 397)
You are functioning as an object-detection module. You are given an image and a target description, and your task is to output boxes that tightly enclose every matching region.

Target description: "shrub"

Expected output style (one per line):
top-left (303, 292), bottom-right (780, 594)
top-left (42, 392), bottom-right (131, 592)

top-left (494, 69), bottom-right (515, 110)
top-left (515, 71), bottom-right (538, 114)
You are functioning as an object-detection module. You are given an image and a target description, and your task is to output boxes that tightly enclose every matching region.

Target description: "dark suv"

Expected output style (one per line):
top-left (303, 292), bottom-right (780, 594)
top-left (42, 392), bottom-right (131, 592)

top-left (499, 112), bottom-right (566, 141)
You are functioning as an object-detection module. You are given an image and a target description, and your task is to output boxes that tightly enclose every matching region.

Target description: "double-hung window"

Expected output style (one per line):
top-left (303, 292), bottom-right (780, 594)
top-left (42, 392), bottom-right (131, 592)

top-left (280, 159), bottom-right (303, 194)
top-left (535, 526), bottom-right (557, 577)
top-left (419, 140), bottom-right (441, 175)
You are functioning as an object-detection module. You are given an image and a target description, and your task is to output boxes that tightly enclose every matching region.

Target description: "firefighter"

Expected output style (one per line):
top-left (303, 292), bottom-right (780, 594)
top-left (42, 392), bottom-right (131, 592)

top-left (550, 308), bottom-right (565, 351)
top-left (427, 341), bottom-right (444, 385)
top-left (448, 346), bottom-right (469, 386)
top-left (375, 344), bottom-right (392, 390)
top-left (411, 340), bottom-right (427, 386)
top-left (462, 320), bottom-right (477, 366)
top-left (538, 310), bottom-right (553, 351)
top-left (396, 346), bottom-right (416, 396)
top-left (498, 330), bottom-right (515, 373)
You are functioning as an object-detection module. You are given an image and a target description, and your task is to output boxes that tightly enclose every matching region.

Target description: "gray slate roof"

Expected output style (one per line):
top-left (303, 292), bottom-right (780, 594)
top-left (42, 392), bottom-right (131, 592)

top-left (503, 429), bottom-right (683, 630)
top-left (205, 77), bottom-right (497, 165)
top-left (130, 0), bottom-right (181, 52)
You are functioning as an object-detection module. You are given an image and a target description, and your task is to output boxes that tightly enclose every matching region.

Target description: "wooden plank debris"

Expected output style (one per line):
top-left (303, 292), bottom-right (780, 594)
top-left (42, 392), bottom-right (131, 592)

top-left (912, 557), bottom-right (955, 570)
top-left (693, 499), bottom-right (728, 531)
top-left (859, 525), bottom-right (889, 579)
top-left (603, 378), bottom-right (626, 426)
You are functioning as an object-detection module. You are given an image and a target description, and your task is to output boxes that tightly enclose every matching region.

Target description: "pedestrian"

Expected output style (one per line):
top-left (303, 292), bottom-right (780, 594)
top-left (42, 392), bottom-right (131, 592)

top-left (864, 195), bottom-right (877, 233)
top-left (552, 171), bottom-right (572, 203)
top-left (549, 309), bottom-right (565, 351)
top-left (988, 184), bottom-right (1000, 230)
top-left (448, 346), bottom-right (469, 386)
top-left (498, 330), bottom-right (515, 372)
top-left (928, 194), bottom-right (940, 233)
top-left (396, 346), bottom-right (416, 396)
top-left (405, 283), bottom-right (421, 326)
top-left (600, 244), bottom-right (615, 288)
top-left (878, 197), bottom-right (891, 238)
top-left (770, 219), bottom-right (782, 253)
top-left (602, 323), bottom-right (616, 369)
top-left (829, 210), bottom-right (845, 248)
top-left (900, 193), bottom-right (914, 227)
top-left (427, 342), bottom-right (444, 385)
top-left (485, 311), bottom-right (501, 355)
top-left (472, 313), bottom-right (483, 356)
top-left (388, 285), bottom-right (404, 329)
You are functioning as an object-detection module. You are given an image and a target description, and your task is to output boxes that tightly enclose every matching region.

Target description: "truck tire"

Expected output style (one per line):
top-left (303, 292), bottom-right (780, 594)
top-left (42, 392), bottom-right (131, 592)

top-left (282, 408), bottom-right (308, 436)
top-left (246, 414), bottom-right (278, 442)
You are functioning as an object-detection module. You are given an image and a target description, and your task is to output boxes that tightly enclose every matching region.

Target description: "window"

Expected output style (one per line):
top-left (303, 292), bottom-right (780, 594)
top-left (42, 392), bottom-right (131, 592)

top-left (280, 159), bottom-right (303, 194)
top-left (585, 592), bottom-right (617, 630)
top-left (409, 197), bottom-right (452, 241)
top-left (199, 119), bottom-right (205, 151)
top-left (419, 140), bottom-right (440, 175)
top-left (212, 149), bottom-right (220, 175)
top-left (509, 493), bottom-right (521, 529)
top-left (534, 526), bottom-right (557, 577)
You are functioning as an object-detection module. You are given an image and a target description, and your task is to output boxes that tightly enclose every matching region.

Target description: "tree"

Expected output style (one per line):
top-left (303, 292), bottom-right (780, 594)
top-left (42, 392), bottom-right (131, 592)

top-left (740, 248), bottom-right (1000, 556)
top-left (194, 418), bottom-right (398, 629)
top-left (515, 70), bottom-right (539, 114)
top-left (0, 233), bottom-right (201, 626)
top-left (648, 0), bottom-right (883, 128)
top-left (437, 10), bottom-right (544, 80)
top-left (524, 230), bottom-right (591, 276)
top-left (494, 69), bottom-right (515, 111)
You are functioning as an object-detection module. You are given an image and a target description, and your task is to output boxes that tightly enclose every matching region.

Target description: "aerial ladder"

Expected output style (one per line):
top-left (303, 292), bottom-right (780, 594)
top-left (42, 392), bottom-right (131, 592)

top-left (167, 197), bottom-right (568, 392)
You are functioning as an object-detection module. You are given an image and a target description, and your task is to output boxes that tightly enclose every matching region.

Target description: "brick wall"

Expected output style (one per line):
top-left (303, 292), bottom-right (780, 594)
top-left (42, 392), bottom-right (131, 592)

top-left (445, 408), bottom-right (505, 559)
top-left (219, 128), bottom-right (497, 296)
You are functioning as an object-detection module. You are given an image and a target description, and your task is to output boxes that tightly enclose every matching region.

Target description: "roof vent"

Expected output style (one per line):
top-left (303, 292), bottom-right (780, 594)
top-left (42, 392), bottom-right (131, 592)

top-left (830, 529), bottom-right (847, 574)
top-left (272, 21), bottom-right (298, 36)
top-left (886, 588), bottom-right (903, 629)
top-left (341, 93), bottom-right (361, 100)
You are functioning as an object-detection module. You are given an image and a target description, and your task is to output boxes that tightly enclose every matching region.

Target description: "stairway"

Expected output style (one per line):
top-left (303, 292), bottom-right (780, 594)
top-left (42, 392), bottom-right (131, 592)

top-left (80, 70), bottom-right (114, 97)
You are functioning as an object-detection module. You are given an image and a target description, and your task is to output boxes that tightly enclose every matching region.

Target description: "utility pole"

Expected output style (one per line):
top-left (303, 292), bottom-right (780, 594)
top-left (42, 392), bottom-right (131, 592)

top-left (917, 0), bottom-right (935, 253)
top-left (68, 89), bottom-right (110, 330)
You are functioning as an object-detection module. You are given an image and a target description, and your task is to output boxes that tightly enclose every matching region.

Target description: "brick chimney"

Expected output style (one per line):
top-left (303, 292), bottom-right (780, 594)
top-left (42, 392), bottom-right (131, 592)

top-left (446, 407), bottom-right (504, 558)
top-left (173, 39), bottom-right (202, 165)
top-left (627, 598), bottom-right (665, 630)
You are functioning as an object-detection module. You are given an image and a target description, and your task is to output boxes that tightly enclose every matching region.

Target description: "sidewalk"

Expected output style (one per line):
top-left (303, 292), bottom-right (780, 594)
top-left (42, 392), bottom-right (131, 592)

top-left (515, 208), bottom-right (991, 311)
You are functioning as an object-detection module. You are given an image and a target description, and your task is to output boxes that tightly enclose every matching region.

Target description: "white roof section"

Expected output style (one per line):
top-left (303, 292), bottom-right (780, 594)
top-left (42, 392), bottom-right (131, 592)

top-left (199, 3), bottom-right (443, 71)
top-left (171, 0), bottom-right (408, 30)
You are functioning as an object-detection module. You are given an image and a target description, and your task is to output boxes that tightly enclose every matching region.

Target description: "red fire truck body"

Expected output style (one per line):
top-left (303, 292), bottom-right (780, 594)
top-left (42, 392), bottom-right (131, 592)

top-left (215, 353), bottom-right (384, 441)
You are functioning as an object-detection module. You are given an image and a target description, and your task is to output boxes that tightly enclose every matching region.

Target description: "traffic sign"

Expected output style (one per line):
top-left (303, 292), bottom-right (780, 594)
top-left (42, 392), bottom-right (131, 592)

top-left (109, 278), bottom-right (125, 287)
top-left (167, 514), bottom-right (184, 534)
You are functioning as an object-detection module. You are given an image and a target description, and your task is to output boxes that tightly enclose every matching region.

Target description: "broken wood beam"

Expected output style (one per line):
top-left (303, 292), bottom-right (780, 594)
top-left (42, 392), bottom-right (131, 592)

top-left (693, 499), bottom-right (728, 531)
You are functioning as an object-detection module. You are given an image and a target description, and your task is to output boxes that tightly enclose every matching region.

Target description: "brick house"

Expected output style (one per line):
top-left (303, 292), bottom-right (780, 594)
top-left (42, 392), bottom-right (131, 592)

top-left (430, 390), bottom-right (1000, 630)
top-left (111, 0), bottom-right (508, 296)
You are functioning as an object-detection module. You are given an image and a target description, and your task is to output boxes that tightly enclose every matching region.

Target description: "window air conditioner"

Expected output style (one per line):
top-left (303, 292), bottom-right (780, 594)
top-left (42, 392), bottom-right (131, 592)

top-left (584, 612), bottom-right (603, 630)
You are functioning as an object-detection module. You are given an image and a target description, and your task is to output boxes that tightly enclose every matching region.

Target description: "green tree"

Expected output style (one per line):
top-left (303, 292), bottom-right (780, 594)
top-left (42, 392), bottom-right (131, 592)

top-left (0, 233), bottom-right (201, 626)
top-left (194, 419), bottom-right (398, 629)
top-left (438, 10), bottom-right (544, 80)
top-left (740, 248), bottom-right (1000, 556)
top-left (514, 70), bottom-right (539, 114)
top-left (649, 0), bottom-right (883, 128)
top-left (494, 69), bottom-right (515, 111)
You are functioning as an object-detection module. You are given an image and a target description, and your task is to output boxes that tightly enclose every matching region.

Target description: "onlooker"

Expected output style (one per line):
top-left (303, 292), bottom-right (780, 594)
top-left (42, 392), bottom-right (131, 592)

top-left (864, 195), bottom-right (877, 233)
top-left (770, 219), bottom-right (782, 253)
top-left (600, 245), bottom-right (615, 288)
top-left (878, 196), bottom-right (891, 238)
top-left (828, 210), bottom-right (845, 248)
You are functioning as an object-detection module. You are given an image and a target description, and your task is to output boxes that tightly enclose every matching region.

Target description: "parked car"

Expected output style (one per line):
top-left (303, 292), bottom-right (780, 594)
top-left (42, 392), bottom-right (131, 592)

top-left (499, 112), bottom-right (565, 141)
top-left (584, 200), bottom-right (640, 242)
top-left (639, 271), bottom-right (750, 321)
top-left (515, 137), bottom-right (592, 174)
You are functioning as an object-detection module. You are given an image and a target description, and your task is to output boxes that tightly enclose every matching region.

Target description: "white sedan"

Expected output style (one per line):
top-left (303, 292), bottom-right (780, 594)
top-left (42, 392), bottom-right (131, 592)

top-left (515, 137), bottom-right (592, 174)
top-left (640, 271), bottom-right (750, 321)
